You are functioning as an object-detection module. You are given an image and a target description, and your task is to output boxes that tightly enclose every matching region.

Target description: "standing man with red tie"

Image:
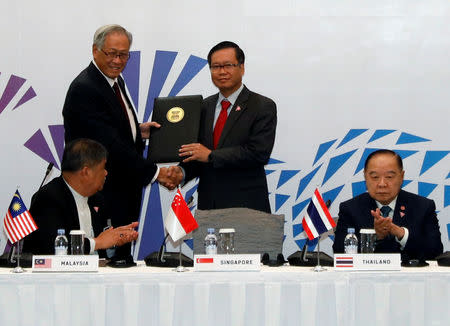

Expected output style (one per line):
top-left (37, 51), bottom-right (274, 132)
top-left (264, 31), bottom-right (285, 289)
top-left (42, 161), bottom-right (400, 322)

top-left (63, 25), bottom-right (175, 259)
top-left (175, 41), bottom-right (277, 213)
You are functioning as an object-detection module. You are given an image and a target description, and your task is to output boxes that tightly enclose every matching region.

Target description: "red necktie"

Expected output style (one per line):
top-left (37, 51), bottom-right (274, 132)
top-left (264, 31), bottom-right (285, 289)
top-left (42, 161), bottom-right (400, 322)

top-left (213, 100), bottom-right (231, 149)
top-left (113, 82), bottom-right (130, 123)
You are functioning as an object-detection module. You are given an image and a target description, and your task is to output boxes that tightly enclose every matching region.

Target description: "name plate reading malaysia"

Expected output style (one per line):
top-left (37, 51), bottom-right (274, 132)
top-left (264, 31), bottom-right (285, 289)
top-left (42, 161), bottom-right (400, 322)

top-left (334, 253), bottom-right (401, 271)
top-left (194, 254), bottom-right (261, 271)
top-left (32, 255), bottom-right (99, 272)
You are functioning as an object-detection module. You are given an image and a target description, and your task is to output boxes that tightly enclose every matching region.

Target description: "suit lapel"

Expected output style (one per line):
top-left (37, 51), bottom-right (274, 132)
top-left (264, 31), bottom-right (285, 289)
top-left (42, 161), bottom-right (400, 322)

top-left (217, 86), bottom-right (249, 148)
top-left (56, 176), bottom-right (81, 231)
top-left (393, 190), bottom-right (407, 226)
top-left (118, 76), bottom-right (139, 127)
top-left (362, 193), bottom-right (378, 227)
top-left (203, 94), bottom-right (218, 148)
top-left (87, 64), bottom-right (136, 143)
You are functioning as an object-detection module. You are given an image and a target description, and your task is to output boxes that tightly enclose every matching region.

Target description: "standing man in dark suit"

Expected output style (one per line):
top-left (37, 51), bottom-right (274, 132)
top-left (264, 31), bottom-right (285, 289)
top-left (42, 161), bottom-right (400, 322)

top-left (333, 149), bottom-right (443, 261)
top-left (172, 41), bottom-right (277, 213)
top-left (63, 25), bottom-right (175, 257)
top-left (24, 139), bottom-right (138, 255)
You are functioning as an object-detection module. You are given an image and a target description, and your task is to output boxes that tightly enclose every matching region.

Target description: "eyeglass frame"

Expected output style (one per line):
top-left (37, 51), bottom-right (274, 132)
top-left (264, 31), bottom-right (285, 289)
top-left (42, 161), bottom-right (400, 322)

top-left (209, 63), bottom-right (241, 72)
top-left (100, 49), bottom-right (130, 61)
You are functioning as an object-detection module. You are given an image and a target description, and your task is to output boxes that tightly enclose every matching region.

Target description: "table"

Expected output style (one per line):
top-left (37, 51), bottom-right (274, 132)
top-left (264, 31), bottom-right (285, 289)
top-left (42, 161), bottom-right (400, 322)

top-left (0, 262), bottom-right (448, 326)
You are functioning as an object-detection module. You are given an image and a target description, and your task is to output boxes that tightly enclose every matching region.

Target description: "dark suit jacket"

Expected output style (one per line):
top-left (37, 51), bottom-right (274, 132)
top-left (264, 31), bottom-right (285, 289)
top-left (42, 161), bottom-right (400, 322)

top-left (23, 176), bottom-right (106, 255)
top-left (333, 190), bottom-right (443, 260)
top-left (182, 86), bottom-right (277, 213)
top-left (62, 62), bottom-right (157, 226)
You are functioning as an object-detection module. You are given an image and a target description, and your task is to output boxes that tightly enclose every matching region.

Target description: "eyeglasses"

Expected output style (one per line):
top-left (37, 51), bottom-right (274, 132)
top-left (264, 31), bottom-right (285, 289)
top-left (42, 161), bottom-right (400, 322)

top-left (210, 63), bottom-right (240, 72)
top-left (101, 49), bottom-right (130, 61)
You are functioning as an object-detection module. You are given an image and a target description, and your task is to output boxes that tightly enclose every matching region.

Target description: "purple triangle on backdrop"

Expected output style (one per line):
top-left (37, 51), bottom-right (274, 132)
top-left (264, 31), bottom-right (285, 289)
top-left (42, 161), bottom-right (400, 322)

top-left (0, 75), bottom-right (26, 115)
top-left (49, 125), bottom-right (65, 164)
top-left (12, 86), bottom-right (36, 110)
top-left (24, 129), bottom-right (60, 170)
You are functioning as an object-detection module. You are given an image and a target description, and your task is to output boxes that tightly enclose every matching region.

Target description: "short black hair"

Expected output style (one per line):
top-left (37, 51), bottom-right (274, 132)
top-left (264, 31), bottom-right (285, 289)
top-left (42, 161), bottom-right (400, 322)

top-left (364, 149), bottom-right (403, 171)
top-left (207, 41), bottom-right (245, 66)
top-left (61, 138), bottom-right (108, 172)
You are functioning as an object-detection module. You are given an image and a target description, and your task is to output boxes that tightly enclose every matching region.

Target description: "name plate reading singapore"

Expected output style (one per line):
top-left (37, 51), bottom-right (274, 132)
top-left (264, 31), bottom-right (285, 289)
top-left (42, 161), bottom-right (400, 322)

top-left (32, 255), bottom-right (99, 272)
top-left (194, 254), bottom-right (261, 271)
top-left (334, 253), bottom-right (401, 271)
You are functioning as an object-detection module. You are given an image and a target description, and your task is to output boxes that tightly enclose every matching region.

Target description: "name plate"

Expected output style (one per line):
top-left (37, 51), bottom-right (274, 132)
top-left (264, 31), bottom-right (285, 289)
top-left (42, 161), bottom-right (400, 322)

top-left (194, 254), bottom-right (261, 271)
top-left (334, 253), bottom-right (401, 271)
top-left (32, 255), bottom-right (99, 272)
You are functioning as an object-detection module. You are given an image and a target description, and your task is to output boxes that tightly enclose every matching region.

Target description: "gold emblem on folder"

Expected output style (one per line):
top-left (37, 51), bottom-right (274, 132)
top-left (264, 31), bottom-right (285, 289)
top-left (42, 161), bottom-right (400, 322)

top-left (166, 107), bottom-right (185, 123)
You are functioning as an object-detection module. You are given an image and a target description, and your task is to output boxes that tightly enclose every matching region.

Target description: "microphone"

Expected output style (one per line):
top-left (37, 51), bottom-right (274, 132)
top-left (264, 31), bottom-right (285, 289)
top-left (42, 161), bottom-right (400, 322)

top-left (38, 162), bottom-right (54, 190)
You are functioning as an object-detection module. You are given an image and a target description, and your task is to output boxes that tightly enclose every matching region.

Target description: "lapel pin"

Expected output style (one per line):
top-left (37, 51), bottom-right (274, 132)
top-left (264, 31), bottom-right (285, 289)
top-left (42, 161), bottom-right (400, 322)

top-left (236, 106), bottom-right (241, 111)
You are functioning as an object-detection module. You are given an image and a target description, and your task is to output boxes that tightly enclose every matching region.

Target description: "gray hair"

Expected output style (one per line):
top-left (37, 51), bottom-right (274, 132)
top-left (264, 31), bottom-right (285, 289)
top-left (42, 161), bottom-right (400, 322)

top-left (93, 24), bottom-right (133, 49)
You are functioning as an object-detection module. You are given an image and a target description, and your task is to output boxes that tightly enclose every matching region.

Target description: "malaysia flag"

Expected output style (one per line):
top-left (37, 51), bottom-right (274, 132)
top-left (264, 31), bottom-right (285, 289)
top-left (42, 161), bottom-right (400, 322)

top-left (302, 188), bottom-right (335, 240)
top-left (34, 258), bottom-right (52, 268)
top-left (3, 190), bottom-right (38, 243)
top-left (164, 189), bottom-right (198, 242)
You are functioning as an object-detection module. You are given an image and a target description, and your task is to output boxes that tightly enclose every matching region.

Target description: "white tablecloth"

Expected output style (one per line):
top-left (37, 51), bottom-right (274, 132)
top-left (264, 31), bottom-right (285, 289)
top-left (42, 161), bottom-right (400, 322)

top-left (0, 262), bottom-right (448, 326)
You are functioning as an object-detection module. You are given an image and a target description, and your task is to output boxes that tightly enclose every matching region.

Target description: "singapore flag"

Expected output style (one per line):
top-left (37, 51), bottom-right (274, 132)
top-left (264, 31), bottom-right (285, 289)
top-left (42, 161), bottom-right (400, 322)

top-left (164, 189), bottom-right (198, 242)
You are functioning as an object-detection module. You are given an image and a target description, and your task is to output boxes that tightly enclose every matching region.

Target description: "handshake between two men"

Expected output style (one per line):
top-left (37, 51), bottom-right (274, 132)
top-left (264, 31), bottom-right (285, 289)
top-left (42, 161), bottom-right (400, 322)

top-left (155, 142), bottom-right (212, 190)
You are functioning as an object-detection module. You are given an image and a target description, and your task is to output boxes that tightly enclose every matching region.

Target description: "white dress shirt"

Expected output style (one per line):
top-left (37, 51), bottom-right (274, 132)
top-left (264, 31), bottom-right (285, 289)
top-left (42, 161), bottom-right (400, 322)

top-left (64, 179), bottom-right (96, 254)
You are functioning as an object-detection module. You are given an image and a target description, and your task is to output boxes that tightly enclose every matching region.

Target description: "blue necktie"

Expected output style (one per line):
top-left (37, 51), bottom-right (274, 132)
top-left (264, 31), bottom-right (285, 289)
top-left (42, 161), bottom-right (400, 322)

top-left (380, 205), bottom-right (391, 217)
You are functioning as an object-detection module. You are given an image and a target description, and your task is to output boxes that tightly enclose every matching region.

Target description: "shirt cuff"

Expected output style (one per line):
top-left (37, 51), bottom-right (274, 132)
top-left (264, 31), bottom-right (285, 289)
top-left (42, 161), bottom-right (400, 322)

top-left (88, 238), bottom-right (96, 254)
top-left (151, 166), bottom-right (160, 184)
top-left (396, 227), bottom-right (409, 250)
top-left (178, 165), bottom-right (186, 186)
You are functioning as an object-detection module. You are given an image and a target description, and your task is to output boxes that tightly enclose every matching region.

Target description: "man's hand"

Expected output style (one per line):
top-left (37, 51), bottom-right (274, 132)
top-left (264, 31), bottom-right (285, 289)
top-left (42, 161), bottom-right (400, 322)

top-left (94, 221), bottom-right (139, 250)
top-left (179, 143), bottom-right (211, 163)
top-left (139, 121), bottom-right (161, 139)
top-left (372, 208), bottom-right (392, 239)
top-left (371, 208), bottom-right (405, 240)
top-left (157, 166), bottom-right (183, 190)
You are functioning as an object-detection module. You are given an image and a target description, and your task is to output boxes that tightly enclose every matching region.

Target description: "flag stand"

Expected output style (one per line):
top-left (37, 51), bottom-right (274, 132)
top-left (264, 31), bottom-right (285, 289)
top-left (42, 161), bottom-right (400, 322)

top-left (312, 238), bottom-right (326, 272)
top-left (174, 240), bottom-right (188, 272)
top-left (11, 239), bottom-right (25, 273)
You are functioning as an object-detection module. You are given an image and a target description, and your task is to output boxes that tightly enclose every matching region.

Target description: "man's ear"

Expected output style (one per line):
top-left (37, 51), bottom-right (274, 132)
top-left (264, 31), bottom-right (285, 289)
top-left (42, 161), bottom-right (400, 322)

top-left (79, 166), bottom-right (90, 178)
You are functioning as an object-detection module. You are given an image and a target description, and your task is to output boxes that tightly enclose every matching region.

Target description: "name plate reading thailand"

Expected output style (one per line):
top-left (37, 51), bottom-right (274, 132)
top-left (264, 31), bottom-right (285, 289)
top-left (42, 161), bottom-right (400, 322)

top-left (194, 254), bottom-right (261, 271)
top-left (334, 253), bottom-right (401, 271)
top-left (32, 255), bottom-right (99, 272)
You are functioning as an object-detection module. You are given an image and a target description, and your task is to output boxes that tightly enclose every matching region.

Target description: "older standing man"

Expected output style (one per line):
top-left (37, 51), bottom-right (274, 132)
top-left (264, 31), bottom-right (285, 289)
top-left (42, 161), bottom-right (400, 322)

top-left (62, 25), bottom-right (175, 258)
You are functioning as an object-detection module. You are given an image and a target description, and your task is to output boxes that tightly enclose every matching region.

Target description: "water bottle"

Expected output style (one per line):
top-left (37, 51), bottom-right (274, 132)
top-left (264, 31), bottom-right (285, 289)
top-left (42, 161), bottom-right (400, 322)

top-left (344, 228), bottom-right (358, 254)
top-left (54, 229), bottom-right (68, 255)
top-left (204, 228), bottom-right (217, 255)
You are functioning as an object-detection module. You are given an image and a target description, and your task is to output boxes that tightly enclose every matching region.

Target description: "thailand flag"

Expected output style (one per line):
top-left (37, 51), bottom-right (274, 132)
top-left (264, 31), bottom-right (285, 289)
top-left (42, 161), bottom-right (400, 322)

top-left (164, 189), bottom-right (198, 242)
top-left (302, 188), bottom-right (336, 240)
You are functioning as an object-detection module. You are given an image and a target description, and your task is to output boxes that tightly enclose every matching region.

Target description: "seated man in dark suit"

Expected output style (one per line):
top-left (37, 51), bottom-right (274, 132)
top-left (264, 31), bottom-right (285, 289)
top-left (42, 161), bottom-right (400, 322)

top-left (24, 138), bottom-right (138, 255)
top-left (333, 149), bottom-right (443, 261)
